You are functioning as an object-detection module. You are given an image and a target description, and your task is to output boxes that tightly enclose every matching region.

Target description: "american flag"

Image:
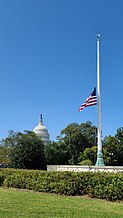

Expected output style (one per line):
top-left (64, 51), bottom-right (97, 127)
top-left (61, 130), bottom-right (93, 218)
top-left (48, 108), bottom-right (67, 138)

top-left (79, 88), bottom-right (97, 111)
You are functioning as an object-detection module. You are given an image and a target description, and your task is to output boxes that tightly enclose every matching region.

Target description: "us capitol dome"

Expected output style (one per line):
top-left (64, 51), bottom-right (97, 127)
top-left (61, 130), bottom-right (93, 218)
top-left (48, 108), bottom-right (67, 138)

top-left (33, 114), bottom-right (51, 145)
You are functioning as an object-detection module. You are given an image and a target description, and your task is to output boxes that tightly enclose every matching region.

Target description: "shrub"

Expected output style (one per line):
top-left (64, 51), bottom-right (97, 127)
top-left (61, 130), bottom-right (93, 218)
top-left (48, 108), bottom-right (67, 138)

top-left (1, 168), bottom-right (123, 201)
top-left (79, 159), bottom-right (93, 165)
top-left (0, 175), bottom-right (4, 186)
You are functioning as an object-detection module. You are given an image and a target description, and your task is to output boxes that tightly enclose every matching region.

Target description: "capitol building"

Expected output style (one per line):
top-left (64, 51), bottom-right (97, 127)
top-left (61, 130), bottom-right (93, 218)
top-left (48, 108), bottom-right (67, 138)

top-left (33, 114), bottom-right (51, 145)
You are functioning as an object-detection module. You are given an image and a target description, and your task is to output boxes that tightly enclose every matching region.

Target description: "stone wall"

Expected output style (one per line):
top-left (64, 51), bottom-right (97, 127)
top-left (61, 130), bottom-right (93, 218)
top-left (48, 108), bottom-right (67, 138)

top-left (47, 165), bottom-right (123, 173)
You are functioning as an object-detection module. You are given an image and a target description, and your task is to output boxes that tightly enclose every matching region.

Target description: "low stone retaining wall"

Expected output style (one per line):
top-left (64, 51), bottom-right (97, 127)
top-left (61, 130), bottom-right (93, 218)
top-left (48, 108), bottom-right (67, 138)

top-left (47, 165), bottom-right (123, 172)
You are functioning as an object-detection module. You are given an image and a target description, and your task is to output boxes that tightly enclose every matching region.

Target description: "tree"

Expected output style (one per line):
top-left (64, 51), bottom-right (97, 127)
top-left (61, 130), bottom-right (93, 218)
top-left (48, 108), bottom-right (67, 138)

top-left (78, 146), bottom-right (97, 165)
top-left (103, 135), bottom-right (118, 165)
top-left (79, 122), bottom-right (97, 147)
top-left (0, 147), bottom-right (10, 167)
top-left (45, 141), bottom-right (70, 165)
top-left (115, 127), bottom-right (123, 165)
top-left (57, 121), bottom-right (97, 164)
top-left (1, 130), bottom-right (46, 170)
top-left (103, 127), bottom-right (123, 166)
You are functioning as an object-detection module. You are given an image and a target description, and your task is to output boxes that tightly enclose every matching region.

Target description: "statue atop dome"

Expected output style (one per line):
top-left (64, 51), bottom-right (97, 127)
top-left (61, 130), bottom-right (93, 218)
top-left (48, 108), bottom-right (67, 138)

top-left (33, 114), bottom-right (51, 146)
top-left (40, 114), bottom-right (43, 124)
top-left (40, 114), bottom-right (42, 120)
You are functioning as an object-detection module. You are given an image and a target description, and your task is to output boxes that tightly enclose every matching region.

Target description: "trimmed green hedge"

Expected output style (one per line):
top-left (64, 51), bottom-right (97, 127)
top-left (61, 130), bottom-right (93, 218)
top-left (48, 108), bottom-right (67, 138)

top-left (1, 168), bottom-right (123, 201)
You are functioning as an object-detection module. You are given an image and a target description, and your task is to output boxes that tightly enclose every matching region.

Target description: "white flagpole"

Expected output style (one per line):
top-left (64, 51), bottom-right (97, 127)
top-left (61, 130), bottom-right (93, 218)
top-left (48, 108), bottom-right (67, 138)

top-left (96, 34), bottom-right (104, 166)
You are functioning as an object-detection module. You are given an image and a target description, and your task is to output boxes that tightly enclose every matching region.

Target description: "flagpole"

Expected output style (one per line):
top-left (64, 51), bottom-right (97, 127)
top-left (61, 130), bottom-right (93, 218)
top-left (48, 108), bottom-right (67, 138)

top-left (96, 34), bottom-right (104, 166)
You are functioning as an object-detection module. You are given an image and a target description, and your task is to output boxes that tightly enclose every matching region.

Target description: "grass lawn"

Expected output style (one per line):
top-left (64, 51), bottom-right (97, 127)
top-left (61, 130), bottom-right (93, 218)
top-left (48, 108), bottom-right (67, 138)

top-left (0, 188), bottom-right (123, 218)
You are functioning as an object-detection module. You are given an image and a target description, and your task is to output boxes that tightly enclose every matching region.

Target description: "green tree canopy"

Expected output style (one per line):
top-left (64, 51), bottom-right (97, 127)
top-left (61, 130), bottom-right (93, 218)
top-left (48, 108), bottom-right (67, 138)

top-left (0, 147), bottom-right (10, 167)
top-left (103, 127), bottom-right (123, 166)
top-left (45, 141), bottom-right (70, 165)
top-left (115, 127), bottom-right (123, 165)
top-left (1, 130), bottom-right (46, 170)
top-left (103, 135), bottom-right (118, 165)
top-left (79, 146), bottom-right (97, 165)
top-left (57, 121), bottom-right (97, 164)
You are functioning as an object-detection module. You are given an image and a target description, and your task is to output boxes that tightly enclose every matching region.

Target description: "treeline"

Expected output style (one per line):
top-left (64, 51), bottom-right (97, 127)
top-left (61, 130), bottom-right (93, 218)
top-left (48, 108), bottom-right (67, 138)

top-left (0, 121), bottom-right (123, 169)
top-left (45, 121), bottom-right (123, 166)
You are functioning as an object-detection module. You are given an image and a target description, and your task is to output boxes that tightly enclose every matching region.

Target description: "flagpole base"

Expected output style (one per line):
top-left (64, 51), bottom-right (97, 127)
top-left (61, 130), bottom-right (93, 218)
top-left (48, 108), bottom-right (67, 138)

top-left (95, 151), bottom-right (105, 166)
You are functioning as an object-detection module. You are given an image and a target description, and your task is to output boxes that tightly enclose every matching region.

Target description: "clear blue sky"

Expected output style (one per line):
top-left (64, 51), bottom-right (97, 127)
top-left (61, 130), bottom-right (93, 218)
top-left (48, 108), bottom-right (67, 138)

top-left (0, 0), bottom-right (123, 141)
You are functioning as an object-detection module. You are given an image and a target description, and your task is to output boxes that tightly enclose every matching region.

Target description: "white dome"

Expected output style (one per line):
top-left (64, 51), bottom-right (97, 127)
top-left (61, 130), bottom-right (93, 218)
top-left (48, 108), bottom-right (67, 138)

top-left (33, 115), bottom-right (51, 145)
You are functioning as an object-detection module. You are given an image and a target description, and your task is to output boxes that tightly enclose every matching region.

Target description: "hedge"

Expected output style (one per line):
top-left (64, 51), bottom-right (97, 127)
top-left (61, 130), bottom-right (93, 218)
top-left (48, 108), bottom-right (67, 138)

top-left (0, 168), bottom-right (123, 201)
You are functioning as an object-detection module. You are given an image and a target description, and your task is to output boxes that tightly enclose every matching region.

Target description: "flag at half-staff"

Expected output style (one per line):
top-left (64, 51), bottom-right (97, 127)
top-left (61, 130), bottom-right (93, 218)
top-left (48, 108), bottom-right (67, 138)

top-left (78, 87), bottom-right (97, 111)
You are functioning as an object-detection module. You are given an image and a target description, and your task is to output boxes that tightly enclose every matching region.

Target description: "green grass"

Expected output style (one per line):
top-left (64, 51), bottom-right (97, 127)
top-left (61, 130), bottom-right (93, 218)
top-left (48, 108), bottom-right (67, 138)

top-left (0, 188), bottom-right (123, 218)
